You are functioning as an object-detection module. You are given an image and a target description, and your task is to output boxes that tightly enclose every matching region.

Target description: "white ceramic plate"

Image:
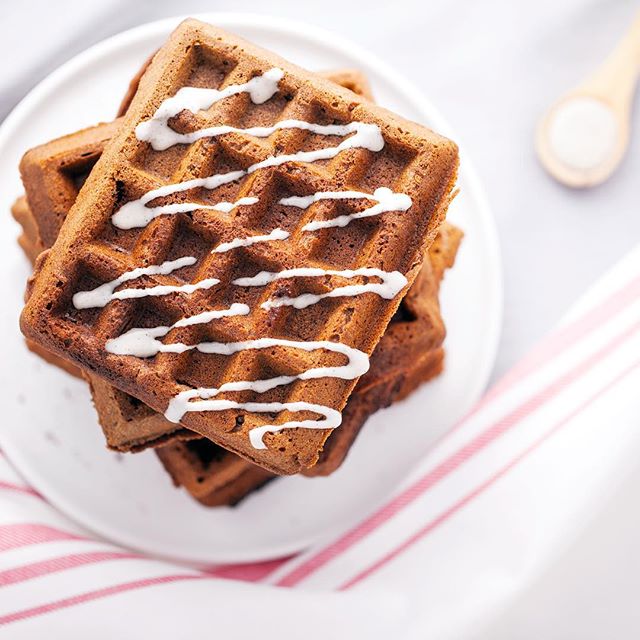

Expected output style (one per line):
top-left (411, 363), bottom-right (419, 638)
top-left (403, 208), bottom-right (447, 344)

top-left (0, 13), bottom-right (502, 565)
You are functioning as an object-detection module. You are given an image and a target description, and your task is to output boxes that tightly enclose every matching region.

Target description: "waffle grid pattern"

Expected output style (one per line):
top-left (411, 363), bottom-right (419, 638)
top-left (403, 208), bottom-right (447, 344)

top-left (21, 20), bottom-right (458, 473)
top-left (17, 70), bottom-right (383, 456)
top-left (15, 67), bottom-right (459, 501)
top-left (15, 180), bottom-right (460, 494)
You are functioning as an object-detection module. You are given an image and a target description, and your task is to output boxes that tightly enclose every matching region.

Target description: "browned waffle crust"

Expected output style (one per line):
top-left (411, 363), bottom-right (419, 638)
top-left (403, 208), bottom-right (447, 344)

top-left (158, 225), bottom-right (460, 505)
top-left (116, 54), bottom-right (374, 118)
top-left (19, 120), bottom-right (121, 250)
top-left (155, 440), bottom-right (275, 507)
top-left (11, 196), bottom-right (43, 264)
top-left (14, 65), bottom-right (459, 502)
top-left (16, 194), bottom-right (460, 497)
top-left (304, 222), bottom-right (462, 477)
top-left (20, 19), bottom-right (459, 474)
top-left (16, 69), bottom-right (393, 455)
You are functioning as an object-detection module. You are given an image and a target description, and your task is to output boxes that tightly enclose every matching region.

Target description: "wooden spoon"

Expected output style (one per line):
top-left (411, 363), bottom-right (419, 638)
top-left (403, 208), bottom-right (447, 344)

top-left (536, 11), bottom-right (640, 188)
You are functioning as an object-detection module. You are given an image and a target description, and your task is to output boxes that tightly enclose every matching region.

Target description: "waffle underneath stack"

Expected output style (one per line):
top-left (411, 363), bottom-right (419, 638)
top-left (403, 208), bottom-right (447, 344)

top-left (16, 179), bottom-right (459, 500)
top-left (15, 144), bottom-right (460, 502)
top-left (12, 64), bottom-right (459, 503)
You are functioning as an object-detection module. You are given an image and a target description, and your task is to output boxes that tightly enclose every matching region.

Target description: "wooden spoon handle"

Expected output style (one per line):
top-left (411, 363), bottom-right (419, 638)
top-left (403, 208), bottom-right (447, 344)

top-left (584, 11), bottom-right (640, 114)
top-left (578, 12), bottom-right (640, 114)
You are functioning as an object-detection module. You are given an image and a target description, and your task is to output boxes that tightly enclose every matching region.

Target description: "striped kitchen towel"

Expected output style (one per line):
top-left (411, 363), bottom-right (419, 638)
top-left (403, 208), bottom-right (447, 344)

top-left (1, 242), bottom-right (640, 638)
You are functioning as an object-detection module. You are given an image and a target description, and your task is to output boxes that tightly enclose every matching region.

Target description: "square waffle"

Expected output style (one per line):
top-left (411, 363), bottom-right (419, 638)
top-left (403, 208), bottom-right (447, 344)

top-left (156, 440), bottom-right (275, 507)
top-left (16, 199), bottom-right (460, 499)
top-left (158, 224), bottom-right (461, 506)
top-left (16, 196), bottom-right (460, 477)
top-left (16, 68), bottom-right (380, 453)
top-left (20, 19), bottom-right (459, 474)
top-left (14, 80), bottom-right (459, 500)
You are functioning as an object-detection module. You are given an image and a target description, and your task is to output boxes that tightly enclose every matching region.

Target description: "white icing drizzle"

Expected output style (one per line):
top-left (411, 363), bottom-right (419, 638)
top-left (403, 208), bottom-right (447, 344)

top-left (92, 68), bottom-right (417, 451)
top-left (233, 267), bottom-right (408, 310)
top-left (279, 187), bottom-right (412, 231)
top-left (212, 228), bottom-right (290, 254)
top-left (106, 303), bottom-right (250, 357)
top-left (95, 263), bottom-right (404, 445)
top-left (112, 193), bottom-right (258, 230)
top-left (170, 399), bottom-right (342, 449)
top-left (109, 333), bottom-right (367, 374)
top-left (136, 69), bottom-right (285, 151)
top-left (212, 198), bottom-right (258, 213)
top-left (112, 120), bottom-right (384, 230)
top-left (109, 330), bottom-right (366, 447)
top-left (160, 338), bottom-right (369, 446)
top-left (139, 114), bottom-right (384, 155)
top-left (247, 403), bottom-right (341, 449)
top-left (114, 66), bottom-right (387, 239)
top-left (72, 257), bottom-right (219, 309)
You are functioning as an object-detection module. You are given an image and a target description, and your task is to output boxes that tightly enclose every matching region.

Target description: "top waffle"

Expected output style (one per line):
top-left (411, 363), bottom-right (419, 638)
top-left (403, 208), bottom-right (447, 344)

top-left (16, 69), bottom-right (380, 455)
top-left (20, 19), bottom-right (459, 474)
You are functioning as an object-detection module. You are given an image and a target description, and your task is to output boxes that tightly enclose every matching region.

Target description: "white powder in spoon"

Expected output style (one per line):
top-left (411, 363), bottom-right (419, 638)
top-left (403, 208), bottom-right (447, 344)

top-left (548, 97), bottom-right (618, 171)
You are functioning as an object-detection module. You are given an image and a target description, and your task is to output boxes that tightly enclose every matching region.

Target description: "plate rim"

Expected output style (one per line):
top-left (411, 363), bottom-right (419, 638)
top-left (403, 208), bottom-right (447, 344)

top-left (0, 11), bottom-right (503, 564)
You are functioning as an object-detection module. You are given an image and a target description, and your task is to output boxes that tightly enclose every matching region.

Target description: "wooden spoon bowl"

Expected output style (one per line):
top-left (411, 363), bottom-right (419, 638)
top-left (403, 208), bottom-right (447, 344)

top-left (536, 12), bottom-right (640, 188)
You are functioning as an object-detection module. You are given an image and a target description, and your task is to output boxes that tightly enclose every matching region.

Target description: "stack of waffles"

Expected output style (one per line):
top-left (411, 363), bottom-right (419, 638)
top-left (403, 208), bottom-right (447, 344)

top-left (14, 19), bottom-right (461, 506)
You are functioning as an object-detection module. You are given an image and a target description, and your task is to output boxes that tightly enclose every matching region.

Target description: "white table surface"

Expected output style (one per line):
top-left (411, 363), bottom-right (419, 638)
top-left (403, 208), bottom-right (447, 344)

top-left (2, 1), bottom-right (640, 637)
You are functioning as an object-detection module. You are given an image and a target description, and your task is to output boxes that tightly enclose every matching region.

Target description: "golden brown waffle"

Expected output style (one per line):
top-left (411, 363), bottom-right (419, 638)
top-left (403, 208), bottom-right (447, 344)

top-left (156, 440), bottom-right (275, 507)
top-left (15, 68), bottom-right (387, 453)
top-left (86, 374), bottom-right (196, 449)
top-left (14, 64), bottom-right (458, 504)
top-left (116, 49), bottom-right (373, 118)
top-left (20, 19), bottom-right (459, 474)
top-left (15, 193), bottom-right (460, 497)
top-left (11, 196), bottom-right (42, 264)
top-left (305, 222), bottom-right (462, 477)
top-left (17, 208), bottom-right (458, 501)
top-left (16, 201), bottom-right (460, 463)
top-left (158, 226), bottom-right (460, 505)
top-left (19, 120), bottom-right (121, 250)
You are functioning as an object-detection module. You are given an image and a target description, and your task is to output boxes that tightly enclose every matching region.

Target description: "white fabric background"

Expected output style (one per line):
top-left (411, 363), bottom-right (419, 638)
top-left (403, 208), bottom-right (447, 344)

top-left (2, 1), bottom-right (640, 637)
